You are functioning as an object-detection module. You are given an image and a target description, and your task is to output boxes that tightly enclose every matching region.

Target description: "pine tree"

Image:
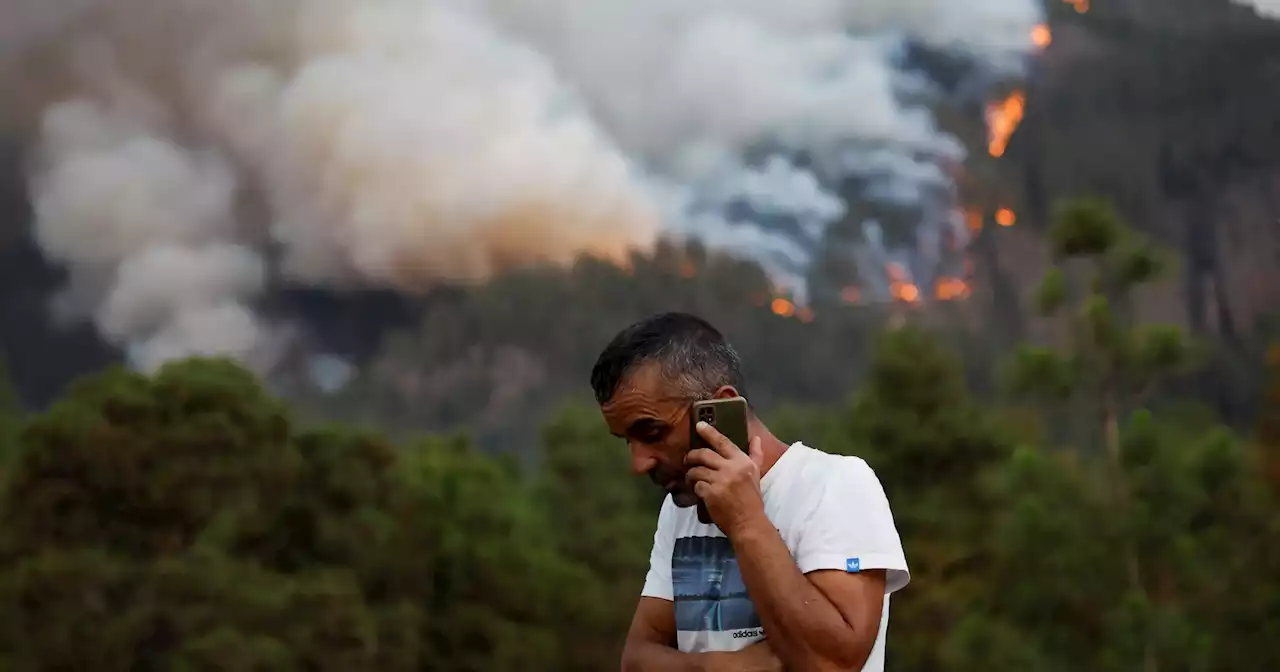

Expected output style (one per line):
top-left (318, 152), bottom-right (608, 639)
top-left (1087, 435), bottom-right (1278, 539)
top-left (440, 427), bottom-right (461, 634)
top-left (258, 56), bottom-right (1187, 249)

top-left (1006, 197), bottom-right (1198, 672)
top-left (1258, 343), bottom-right (1280, 487)
top-left (0, 358), bottom-right (22, 471)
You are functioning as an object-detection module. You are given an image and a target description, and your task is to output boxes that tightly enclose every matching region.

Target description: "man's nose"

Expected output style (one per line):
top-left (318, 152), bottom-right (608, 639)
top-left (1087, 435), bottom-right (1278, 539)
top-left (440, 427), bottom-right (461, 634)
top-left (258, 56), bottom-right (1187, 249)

top-left (629, 443), bottom-right (657, 476)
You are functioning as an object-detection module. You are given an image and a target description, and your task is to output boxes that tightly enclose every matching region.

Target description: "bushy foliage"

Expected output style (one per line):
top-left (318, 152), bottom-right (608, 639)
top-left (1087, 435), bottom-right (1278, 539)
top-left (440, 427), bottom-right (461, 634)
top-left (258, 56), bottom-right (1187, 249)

top-left (0, 331), bottom-right (1274, 669)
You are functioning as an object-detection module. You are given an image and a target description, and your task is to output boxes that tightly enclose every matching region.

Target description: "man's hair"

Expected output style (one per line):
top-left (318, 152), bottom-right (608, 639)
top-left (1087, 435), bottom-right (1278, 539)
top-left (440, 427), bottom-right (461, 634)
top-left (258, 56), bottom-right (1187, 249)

top-left (590, 312), bottom-right (747, 404)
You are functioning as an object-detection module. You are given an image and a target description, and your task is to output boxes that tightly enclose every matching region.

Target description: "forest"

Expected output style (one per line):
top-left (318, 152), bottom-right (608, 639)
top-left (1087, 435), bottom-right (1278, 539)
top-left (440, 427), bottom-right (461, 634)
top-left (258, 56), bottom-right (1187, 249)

top-left (0, 199), bottom-right (1277, 671)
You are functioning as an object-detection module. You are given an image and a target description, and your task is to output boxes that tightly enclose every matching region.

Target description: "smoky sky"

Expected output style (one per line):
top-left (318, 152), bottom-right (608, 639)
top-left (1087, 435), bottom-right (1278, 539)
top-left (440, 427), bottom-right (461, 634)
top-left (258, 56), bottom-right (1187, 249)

top-left (0, 0), bottom-right (1042, 375)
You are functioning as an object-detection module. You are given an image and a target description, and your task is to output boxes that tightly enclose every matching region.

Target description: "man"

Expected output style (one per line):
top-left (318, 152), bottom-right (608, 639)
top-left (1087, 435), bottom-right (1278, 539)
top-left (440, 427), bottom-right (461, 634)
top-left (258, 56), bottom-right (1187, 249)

top-left (591, 312), bottom-right (909, 672)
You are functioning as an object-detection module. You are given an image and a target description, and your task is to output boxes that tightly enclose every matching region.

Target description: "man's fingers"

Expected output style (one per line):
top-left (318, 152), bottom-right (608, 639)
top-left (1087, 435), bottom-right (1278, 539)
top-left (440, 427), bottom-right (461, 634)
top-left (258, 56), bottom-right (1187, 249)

top-left (685, 466), bottom-right (716, 484)
top-left (748, 436), bottom-right (764, 469)
top-left (696, 421), bottom-right (743, 457)
top-left (685, 447), bottom-right (728, 468)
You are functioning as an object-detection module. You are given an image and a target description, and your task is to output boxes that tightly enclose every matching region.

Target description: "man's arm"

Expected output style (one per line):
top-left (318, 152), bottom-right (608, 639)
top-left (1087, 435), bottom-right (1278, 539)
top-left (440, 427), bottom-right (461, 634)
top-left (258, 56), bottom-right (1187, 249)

top-left (728, 456), bottom-right (909, 671)
top-left (731, 523), bottom-right (887, 670)
top-left (686, 425), bottom-right (909, 672)
top-left (620, 597), bottom-right (781, 672)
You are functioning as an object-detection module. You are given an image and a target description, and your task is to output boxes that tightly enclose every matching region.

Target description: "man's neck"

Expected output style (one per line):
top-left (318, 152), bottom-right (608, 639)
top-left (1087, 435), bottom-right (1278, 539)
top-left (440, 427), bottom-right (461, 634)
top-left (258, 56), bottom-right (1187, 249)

top-left (748, 417), bottom-right (790, 478)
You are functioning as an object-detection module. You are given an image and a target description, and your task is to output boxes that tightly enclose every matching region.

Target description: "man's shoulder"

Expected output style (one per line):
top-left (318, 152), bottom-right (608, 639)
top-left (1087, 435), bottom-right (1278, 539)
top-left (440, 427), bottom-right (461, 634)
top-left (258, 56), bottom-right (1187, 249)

top-left (786, 442), bottom-right (878, 488)
top-left (775, 444), bottom-right (894, 526)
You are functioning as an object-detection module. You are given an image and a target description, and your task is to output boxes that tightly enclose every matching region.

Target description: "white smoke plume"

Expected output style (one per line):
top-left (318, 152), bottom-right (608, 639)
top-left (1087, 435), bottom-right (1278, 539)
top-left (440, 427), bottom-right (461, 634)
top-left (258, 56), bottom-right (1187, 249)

top-left (1, 0), bottom-right (1042, 373)
top-left (1236, 0), bottom-right (1280, 19)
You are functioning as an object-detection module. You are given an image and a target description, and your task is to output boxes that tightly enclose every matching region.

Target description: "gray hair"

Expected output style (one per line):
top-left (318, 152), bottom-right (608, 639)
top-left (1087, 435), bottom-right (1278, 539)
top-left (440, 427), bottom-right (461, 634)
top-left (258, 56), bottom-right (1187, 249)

top-left (590, 312), bottom-right (747, 404)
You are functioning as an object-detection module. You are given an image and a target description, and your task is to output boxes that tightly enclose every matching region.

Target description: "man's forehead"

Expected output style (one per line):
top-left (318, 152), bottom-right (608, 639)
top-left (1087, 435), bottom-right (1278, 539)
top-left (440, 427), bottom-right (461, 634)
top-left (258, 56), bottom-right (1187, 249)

top-left (602, 363), bottom-right (655, 398)
top-left (600, 365), bottom-right (688, 415)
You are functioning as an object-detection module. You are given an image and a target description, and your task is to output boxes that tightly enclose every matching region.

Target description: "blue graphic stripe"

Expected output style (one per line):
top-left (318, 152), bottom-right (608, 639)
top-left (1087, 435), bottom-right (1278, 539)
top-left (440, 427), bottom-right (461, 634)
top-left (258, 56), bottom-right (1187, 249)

top-left (671, 536), bottom-right (762, 632)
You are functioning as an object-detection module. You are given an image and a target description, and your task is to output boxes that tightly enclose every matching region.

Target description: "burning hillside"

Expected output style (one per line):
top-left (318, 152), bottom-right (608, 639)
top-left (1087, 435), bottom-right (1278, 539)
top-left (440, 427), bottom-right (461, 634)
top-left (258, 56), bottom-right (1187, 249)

top-left (0, 0), bottom-right (1045, 379)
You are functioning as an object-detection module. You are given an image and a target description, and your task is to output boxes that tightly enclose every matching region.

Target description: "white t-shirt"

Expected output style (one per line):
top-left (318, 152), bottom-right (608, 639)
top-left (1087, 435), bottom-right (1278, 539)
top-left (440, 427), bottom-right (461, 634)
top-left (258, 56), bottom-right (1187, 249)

top-left (640, 442), bottom-right (909, 671)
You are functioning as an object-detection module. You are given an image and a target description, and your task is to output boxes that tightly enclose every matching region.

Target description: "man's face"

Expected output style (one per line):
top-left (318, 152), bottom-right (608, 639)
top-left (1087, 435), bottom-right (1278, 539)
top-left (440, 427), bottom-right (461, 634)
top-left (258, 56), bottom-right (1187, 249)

top-left (600, 365), bottom-right (701, 507)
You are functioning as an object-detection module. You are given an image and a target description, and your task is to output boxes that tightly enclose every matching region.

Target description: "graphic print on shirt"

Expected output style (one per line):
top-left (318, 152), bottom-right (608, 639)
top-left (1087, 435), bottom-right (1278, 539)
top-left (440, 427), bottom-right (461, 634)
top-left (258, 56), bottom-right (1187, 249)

top-left (672, 536), bottom-right (762, 634)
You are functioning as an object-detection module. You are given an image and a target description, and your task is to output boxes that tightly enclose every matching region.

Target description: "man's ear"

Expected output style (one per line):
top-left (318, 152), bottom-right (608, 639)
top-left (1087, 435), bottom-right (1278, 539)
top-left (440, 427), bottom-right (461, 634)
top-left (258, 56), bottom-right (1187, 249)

top-left (711, 385), bottom-right (741, 400)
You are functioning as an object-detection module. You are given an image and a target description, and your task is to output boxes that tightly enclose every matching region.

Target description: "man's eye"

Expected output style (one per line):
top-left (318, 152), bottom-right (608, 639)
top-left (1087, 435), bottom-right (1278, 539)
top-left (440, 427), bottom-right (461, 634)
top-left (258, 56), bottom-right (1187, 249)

top-left (638, 429), bottom-right (665, 443)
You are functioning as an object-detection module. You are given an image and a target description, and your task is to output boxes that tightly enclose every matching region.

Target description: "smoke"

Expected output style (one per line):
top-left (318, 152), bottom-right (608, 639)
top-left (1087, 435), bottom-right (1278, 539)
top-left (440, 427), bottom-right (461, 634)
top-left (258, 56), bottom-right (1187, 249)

top-left (3, 0), bottom-right (1041, 373)
top-left (29, 97), bottom-right (273, 371)
top-left (1237, 0), bottom-right (1280, 18)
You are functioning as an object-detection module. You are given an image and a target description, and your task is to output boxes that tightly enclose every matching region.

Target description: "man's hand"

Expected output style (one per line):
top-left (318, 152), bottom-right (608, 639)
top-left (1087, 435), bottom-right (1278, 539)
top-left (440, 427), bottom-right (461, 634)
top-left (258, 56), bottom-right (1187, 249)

top-left (623, 639), bottom-right (782, 672)
top-left (685, 421), bottom-right (767, 536)
top-left (621, 597), bottom-right (783, 672)
top-left (698, 641), bottom-right (784, 672)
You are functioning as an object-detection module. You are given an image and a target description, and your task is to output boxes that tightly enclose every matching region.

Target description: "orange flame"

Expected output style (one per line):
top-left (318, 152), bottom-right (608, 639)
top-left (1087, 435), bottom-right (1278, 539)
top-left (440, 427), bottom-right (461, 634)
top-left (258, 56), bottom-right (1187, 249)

top-left (767, 296), bottom-right (816, 322)
top-left (895, 284), bottom-right (921, 303)
top-left (1064, 0), bottom-right (1089, 13)
top-left (965, 207), bottom-right (984, 233)
top-left (886, 262), bottom-right (921, 304)
top-left (770, 297), bottom-right (796, 318)
top-left (840, 286), bottom-right (862, 304)
top-left (986, 91), bottom-right (1025, 157)
top-left (1031, 24), bottom-right (1052, 49)
top-left (995, 208), bottom-right (1017, 227)
top-left (935, 277), bottom-right (971, 301)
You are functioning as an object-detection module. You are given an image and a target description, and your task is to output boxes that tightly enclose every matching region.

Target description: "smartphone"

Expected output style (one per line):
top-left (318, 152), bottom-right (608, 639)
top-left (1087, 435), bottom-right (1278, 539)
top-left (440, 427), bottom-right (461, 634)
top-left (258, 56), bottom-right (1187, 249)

top-left (689, 396), bottom-right (750, 524)
top-left (690, 396), bottom-right (751, 454)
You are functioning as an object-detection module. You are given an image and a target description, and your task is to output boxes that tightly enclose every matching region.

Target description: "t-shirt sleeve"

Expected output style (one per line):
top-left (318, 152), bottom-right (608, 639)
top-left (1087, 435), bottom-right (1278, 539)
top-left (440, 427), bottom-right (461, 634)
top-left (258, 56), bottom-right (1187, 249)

top-left (794, 457), bottom-right (910, 594)
top-left (640, 496), bottom-right (676, 601)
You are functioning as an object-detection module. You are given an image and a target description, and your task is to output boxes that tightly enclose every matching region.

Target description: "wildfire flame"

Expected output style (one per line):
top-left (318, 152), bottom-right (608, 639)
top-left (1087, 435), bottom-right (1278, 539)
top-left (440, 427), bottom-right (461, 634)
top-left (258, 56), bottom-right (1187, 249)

top-left (1031, 24), bottom-right (1052, 49)
top-left (657, 15), bottom-right (1050, 318)
top-left (986, 91), bottom-right (1025, 157)
top-left (894, 284), bottom-right (920, 303)
top-left (678, 259), bottom-right (813, 321)
top-left (886, 262), bottom-right (921, 304)
top-left (767, 297), bottom-right (814, 322)
top-left (935, 277), bottom-right (970, 301)
top-left (1064, 0), bottom-right (1089, 13)
top-left (659, 72), bottom-right (1042, 318)
top-left (965, 207), bottom-right (984, 233)
top-left (962, 206), bottom-right (1018, 234)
